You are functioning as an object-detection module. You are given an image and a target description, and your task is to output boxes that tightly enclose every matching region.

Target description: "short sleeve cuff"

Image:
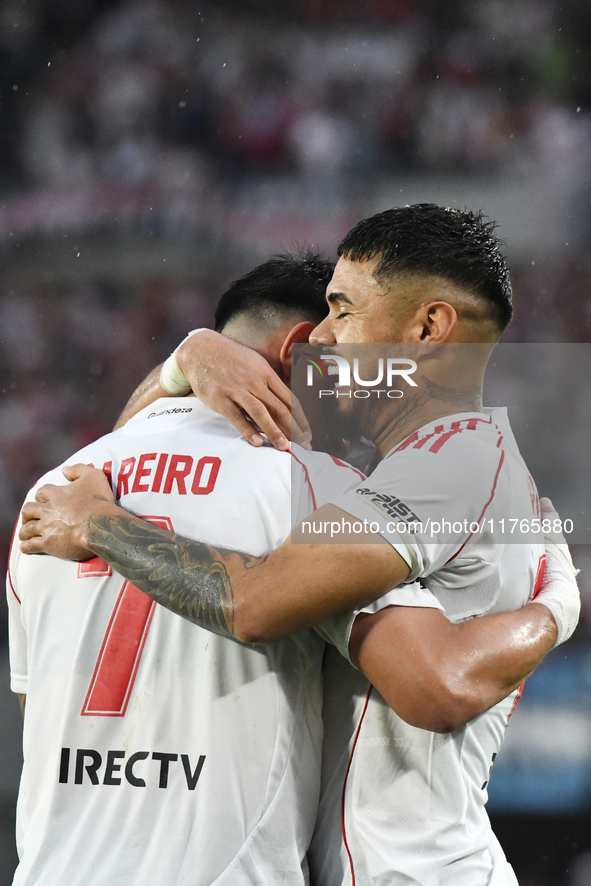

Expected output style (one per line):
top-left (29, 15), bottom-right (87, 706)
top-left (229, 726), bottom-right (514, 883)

top-left (330, 491), bottom-right (422, 580)
top-left (314, 582), bottom-right (445, 668)
top-left (10, 673), bottom-right (27, 695)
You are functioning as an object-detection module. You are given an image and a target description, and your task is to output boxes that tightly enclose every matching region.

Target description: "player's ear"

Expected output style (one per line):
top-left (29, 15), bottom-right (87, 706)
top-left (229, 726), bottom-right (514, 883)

top-left (417, 302), bottom-right (458, 343)
top-left (280, 321), bottom-right (316, 379)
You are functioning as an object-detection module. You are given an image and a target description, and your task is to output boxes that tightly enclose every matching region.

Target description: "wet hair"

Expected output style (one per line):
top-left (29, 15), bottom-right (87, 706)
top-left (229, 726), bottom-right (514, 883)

top-left (337, 204), bottom-right (513, 330)
top-left (214, 252), bottom-right (334, 332)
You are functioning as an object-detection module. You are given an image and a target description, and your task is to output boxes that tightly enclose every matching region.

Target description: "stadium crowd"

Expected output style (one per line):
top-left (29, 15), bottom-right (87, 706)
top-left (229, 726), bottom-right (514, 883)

top-left (1, 0), bottom-right (590, 190)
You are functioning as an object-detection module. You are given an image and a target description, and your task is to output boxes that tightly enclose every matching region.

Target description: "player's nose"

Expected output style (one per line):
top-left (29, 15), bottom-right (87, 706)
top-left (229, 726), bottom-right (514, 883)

top-left (309, 316), bottom-right (336, 344)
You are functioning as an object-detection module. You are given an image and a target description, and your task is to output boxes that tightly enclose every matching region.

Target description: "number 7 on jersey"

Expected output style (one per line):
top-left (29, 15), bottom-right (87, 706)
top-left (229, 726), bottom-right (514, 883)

top-left (80, 515), bottom-right (173, 717)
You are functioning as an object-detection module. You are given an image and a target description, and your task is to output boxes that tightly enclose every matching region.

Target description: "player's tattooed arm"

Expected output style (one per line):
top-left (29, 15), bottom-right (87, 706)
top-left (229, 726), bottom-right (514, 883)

top-left (19, 465), bottom-right (411, 643)
top-left (18, 464), bottom-right (260, 640)
top-left (87, 512), bottom-right (259, 639)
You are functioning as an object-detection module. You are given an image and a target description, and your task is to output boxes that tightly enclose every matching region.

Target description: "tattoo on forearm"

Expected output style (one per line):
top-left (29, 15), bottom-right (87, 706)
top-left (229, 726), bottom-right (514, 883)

top-left (88, 513), bottom-right (251, 639)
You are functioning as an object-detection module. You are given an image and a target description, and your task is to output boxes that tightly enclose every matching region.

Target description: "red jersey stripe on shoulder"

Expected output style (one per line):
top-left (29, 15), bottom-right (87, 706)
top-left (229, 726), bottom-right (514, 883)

top-left (411, 432), bottom-right (438, 450)
top-left (430, 417), bottom-right (494, 454)
top-left (445, 447), bottom-right (506, 564)
top-left (391, 415), bottom-right (494, 458)
top-left (329, 455), bottom-right (366, 481)
top-left (428, 428), bottom-right (463, 454)
top-left (393, 430), bottom-right (420, 453)
top-left (289, 449), bottom-right (317, 511)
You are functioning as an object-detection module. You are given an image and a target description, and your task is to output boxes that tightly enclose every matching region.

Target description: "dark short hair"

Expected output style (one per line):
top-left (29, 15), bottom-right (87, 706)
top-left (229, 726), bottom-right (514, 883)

top-left (338, 204), bottom-right (513, 330)
top-left (214, 252), bottom-right (334, 332)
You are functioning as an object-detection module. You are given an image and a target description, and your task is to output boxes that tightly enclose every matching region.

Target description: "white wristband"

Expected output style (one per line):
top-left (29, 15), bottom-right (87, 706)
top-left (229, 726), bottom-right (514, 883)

top-left (535, 521), bottom-right (581, 648)
top-left (159, 329), bottom-right (208, 396)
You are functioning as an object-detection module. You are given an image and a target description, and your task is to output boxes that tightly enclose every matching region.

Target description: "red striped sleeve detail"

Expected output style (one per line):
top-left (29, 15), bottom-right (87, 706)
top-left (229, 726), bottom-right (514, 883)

top-left (428, 428), bottom-right (463, 454)
top-left (445, 448), bottom-right (506, 564)
top-left (427, 419), bottom-right (487, 454)
top-left (411, 432), bottom-right (438, 450)
top-left (393, 431), bottom-right (420, 453)
top-left (289, 450), bottom-right (317, 511)
top-left (392, 417), bottom-right (492, 457)
top-left (342, 685), bottom-right (373, 885)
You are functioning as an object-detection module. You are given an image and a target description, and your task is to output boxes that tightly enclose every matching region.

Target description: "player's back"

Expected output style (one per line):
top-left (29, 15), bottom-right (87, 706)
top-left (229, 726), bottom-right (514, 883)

top-left (8, 399), bottom-right (325, 886)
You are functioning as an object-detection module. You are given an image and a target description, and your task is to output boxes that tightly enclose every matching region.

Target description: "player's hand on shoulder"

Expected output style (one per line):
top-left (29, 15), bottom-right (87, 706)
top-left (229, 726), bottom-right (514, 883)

top-left (174, 329), bottom-right (312, 451)
top-left (534, 497), bottom-right (581, 647)
top-left (19, 464), bottom-right (116, 561)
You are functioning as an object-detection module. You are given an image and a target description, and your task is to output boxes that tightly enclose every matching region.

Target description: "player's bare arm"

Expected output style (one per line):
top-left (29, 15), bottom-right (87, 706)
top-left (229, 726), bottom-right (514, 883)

top-left (346, 496), bottom-right (579, 732)
top-left (19, 464), bottom-right (410, 643)
top-left (113, 328), bottom-right (311, 449)
top-left (19, 463), bottom-right (579, 735)
top-left (349, 603), bottom-right (557, 734)
top-left (113, 365), bottom-right (167, 430)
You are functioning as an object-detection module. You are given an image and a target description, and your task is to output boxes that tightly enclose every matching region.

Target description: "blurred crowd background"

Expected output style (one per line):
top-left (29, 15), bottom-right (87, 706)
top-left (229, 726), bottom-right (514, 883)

top-left (1, 1), bottom-right (591, 884)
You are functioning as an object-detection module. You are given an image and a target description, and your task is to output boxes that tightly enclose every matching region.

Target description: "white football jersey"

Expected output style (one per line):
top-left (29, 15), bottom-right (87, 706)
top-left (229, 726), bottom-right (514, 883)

top-left (7, 398), bottom-right (362, 886)
top-left (310, 408), bottom-right (545, 886)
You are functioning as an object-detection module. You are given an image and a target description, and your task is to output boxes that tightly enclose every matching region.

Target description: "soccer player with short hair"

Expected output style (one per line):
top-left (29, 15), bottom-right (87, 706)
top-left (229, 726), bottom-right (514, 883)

top-left (8, 253), bottom-right (365, 885)
top-left (19, 207), bottom-right (580, 885)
